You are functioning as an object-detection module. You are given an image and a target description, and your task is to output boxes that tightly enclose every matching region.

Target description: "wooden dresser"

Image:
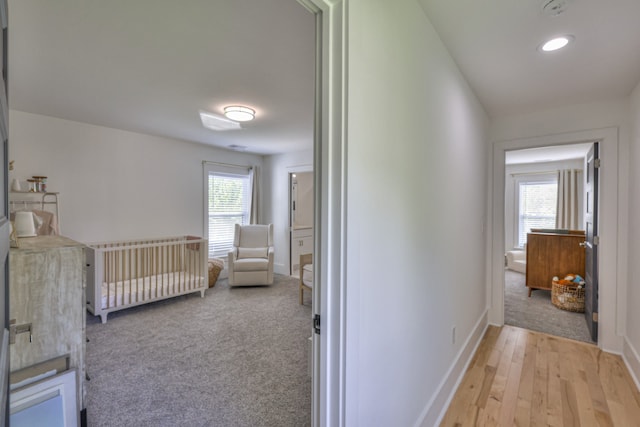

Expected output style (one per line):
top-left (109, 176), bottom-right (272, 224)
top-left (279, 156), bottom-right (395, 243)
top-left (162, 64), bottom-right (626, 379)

top-left (9, 235), bottom-right (86, 412)
top-left (525, 230), bottom-right (585, 296)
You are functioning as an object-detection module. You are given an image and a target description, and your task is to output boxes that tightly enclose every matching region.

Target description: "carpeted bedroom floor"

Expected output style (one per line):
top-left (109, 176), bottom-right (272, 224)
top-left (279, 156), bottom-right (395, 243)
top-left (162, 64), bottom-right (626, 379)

top-left (85, 274), bottom-right (312, 427)
top-left (504, 269), bottom-right (594, 344)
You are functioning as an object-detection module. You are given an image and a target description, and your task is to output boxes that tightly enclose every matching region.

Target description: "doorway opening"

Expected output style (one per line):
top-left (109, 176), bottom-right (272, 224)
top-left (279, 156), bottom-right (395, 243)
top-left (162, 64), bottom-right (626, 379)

top-left (289, 171), bottom-right (314, 277)
top-left (503, 142), bottom-right (598, 343)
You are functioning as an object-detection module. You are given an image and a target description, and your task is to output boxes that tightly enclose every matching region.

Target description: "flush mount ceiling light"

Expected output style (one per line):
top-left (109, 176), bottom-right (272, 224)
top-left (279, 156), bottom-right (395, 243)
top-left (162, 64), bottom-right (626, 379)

top-left (539, 35), bottom-right (574, 52)
top-left (199, 110), bottom-right (241, 131)
top-left (224, 106), bottom-right (255, 122)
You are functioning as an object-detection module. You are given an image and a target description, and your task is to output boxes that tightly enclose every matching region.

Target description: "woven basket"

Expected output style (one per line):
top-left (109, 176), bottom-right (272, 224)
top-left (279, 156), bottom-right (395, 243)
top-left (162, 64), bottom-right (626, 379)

top-left (208, 258), bottom-right (224, 288)
top-left (551, 281), bottom-right (585, 312)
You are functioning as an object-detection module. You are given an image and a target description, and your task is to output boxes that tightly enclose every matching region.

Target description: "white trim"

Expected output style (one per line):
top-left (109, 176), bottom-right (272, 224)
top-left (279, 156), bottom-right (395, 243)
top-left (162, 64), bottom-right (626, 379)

top-left (202, 164), bottom-right (252, 258)
top-left (415, 310), bottom-right (489, 427)
top-left (10, 369), bottom-right (78, 427)
top-left (623, 337), bottom-right (640, 392)
top-left (490, 127), bottom-right (623, 353)
top-left (286, 164), bottom-right (314, 172)
top-left (300, 0), bottom-right (348, 426)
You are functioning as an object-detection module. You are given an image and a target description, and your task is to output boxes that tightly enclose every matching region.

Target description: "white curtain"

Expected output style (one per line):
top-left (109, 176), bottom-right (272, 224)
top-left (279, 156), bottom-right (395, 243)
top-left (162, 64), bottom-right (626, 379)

top-left (249, 166), bottom-right (259, 224)
top-left (556, 169), bottom-right (582, 229)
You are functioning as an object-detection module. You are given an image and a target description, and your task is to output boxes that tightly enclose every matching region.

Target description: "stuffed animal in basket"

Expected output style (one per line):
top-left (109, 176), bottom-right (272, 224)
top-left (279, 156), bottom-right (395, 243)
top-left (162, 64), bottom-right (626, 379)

top-left (552, 274), bottom-right (585, 288)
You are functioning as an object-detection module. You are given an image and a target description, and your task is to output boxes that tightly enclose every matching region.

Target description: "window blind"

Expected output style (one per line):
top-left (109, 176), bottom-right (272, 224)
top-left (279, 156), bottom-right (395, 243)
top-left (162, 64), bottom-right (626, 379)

top-left (207, 172), bottom-right (251, 257)
top-left (517, 181), bottom-right (558, 247)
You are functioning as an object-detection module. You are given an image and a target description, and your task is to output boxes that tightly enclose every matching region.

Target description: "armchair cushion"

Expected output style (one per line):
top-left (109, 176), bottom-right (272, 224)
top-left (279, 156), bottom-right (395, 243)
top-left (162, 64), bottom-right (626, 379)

top-left (233, 258), bottom-right (270, 272)
top-left (238, 247), bottom-right (268, 259)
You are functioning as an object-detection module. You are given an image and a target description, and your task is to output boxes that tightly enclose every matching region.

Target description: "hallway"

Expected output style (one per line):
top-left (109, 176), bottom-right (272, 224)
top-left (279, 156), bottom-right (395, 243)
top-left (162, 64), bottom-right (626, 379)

top-left (440, 325), bottom-right (640, 426)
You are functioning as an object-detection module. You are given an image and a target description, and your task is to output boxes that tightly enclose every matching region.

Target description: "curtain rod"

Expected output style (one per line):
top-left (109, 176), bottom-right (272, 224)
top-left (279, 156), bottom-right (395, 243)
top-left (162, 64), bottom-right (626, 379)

top-left (202, 161), bottom-right (253, 170)
top-left (509, 169), bottom-right (582, 177)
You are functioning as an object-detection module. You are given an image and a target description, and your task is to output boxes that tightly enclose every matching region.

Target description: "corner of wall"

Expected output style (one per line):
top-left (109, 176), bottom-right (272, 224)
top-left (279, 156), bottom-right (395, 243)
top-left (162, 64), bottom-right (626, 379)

top-left (274, 263), bottom-right (288, 276)
top-left (415, 309), bottom-right (489, 427)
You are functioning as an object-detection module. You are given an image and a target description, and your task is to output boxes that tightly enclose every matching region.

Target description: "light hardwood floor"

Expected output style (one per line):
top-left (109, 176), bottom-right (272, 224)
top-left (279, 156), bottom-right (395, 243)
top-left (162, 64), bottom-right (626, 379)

top-left (440, 325), bottom-right (640, 426)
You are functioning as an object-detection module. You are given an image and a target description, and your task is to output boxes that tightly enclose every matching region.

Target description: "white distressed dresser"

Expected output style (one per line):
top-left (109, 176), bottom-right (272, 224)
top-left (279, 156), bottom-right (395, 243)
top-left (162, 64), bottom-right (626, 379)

top-left (9, 235), bottom-right (86, 414)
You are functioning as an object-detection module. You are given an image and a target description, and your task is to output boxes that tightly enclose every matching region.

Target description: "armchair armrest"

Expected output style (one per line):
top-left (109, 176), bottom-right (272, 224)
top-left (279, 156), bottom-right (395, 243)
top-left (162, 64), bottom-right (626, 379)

top-left (228, 248), bottom-right (238, 267)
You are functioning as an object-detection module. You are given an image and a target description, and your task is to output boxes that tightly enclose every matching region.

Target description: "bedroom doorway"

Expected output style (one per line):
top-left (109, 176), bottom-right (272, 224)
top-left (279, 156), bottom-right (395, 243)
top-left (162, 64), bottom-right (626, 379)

top-left (502, 142), bottom-right (598, 344)
top-left (289, 171), bottom-right (314, 277)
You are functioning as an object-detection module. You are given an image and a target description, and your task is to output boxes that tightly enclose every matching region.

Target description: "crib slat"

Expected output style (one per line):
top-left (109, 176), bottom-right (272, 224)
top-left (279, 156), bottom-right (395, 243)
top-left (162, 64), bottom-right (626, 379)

top-left (149, 244), bottom-right (160, 298)
top-left (157, 245), bottom-right (160, 296)
top-left (176, 243), bottom-right (179, 293)
top-left (190, 241), bottom-right (195, 291)
top-left (105, 251), bottom-right (110, 309)
top-left (145, 246), bottom-right (149, 300)
top-left (173, 243), bottom-right (177, 293)
top-left (162, 245), bottom-right (166, 297)
top-left (159, 244), bottom-right (162, 296)
top-left (128, 248), bottom-right (132, 303)
top-left (127, 247), bottom-right (131, 305)
top-left (116, 246), bottom-right (120, 307)
top-left (136, 247), bottom-right (139, 302)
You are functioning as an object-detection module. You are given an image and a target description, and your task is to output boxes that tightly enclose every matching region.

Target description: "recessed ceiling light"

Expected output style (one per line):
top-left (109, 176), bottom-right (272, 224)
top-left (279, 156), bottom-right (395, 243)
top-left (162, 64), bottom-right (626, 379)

top-left (224, 106), bottom-right (255, 122)
top-left (540, 35), bottom-right (574, 52)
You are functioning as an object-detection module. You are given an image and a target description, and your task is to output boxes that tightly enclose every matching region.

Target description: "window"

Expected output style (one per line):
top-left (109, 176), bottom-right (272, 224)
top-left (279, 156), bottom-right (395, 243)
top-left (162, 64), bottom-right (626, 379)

top-left (516, 176), bottom-right (557, 248)
top-left (205, 167), bottom-right (252, 258)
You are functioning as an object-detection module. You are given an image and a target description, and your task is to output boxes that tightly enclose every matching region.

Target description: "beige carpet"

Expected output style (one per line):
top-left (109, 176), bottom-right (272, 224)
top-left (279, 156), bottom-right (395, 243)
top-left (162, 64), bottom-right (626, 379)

top-left (504, 269), bottom-right (594, 343)
top-left (85, 274), bottom-right (312, 427)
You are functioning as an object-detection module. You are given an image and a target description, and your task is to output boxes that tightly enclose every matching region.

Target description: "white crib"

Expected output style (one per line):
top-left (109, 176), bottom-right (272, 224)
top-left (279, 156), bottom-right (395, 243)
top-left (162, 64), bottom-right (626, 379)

top-left (86, 236), bottom-right (208, 323)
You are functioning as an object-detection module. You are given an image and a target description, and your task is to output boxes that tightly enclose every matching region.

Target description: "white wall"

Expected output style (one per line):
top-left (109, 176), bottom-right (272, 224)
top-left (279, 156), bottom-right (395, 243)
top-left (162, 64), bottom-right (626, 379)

top-left (262, 149), bottom-right (313, 275)
top-left (345, 0), bottom-right (489, 425)
top-left (625, 82), bottom-right (640, 385)
top-left (9, 110), bottom-right (263, 243)
top-left (489, 99), bottom-right (630, 353)
top-left (504, 158), bottom-right (585, 251)
top-left (491, 99), bottom-right (630, 143)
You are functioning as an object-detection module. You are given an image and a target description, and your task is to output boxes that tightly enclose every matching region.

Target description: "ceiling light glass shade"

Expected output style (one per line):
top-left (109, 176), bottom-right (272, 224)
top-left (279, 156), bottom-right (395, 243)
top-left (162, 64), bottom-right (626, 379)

top-left (224, 106), bottom-right (255, 122)
top-left (540, 35), bottom-right (573, 52)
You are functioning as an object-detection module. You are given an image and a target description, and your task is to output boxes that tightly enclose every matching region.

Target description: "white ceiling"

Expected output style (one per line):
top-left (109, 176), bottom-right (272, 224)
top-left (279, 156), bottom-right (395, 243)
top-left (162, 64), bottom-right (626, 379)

top-left (419, 0), bottom-right (640, 117)
top-left (8, 1), bottom-right (640, 155)
top-left (8, 0), bottom-right (316, 155)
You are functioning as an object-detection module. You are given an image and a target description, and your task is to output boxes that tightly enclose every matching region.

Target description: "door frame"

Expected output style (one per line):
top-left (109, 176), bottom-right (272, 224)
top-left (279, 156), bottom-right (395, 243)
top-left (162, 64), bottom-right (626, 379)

top-left (296, 0), bottom-right (347, 426)
top-left (489, 127), bottom-right (623, 352)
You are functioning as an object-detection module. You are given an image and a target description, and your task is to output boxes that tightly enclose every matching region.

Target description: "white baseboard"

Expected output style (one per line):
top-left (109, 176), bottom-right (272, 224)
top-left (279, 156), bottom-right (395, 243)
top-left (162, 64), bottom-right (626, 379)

top-left (274, 263), bottom-right (288, 275)
top-left (414, 310), bottom-right (489, 427)
top-left (622, 337), bottom-right (640, 392)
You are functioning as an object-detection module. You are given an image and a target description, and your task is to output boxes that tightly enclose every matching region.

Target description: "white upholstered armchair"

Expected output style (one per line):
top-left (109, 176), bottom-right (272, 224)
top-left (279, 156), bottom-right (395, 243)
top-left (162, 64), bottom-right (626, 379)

top-left (227, 224), bottom-right (274, 286)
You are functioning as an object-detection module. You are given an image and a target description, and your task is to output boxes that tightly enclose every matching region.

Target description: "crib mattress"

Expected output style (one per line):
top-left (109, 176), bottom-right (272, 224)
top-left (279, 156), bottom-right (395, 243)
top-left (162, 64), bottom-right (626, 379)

top-left (101, 271), bottom-right (205, 309)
